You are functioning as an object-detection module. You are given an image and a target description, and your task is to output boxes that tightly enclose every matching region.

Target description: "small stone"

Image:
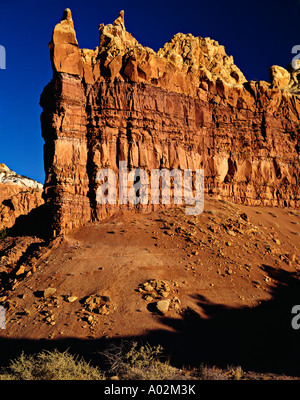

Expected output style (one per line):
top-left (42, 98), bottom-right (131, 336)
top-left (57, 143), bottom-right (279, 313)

top-left (143, 295), bottom-right (154, 302)
top-left (240, 212), bottom-right (249, 222)
top-left (143, 283), bottom-right (154, 292)
top-left (15, 266), bottom-right (25, 276)
top-left (43, 287), bottom-right (57, 298)
top-left (66, 296), bottom-right (78, 303)
top-left (156, 299), bottom-right (170, 314)
top-left (269, 212), bottom-right (277, 218)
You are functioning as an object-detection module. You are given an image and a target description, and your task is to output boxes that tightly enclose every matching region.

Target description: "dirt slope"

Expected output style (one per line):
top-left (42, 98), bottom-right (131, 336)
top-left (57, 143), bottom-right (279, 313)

top-left (0, 197), bottom-right (300, 376)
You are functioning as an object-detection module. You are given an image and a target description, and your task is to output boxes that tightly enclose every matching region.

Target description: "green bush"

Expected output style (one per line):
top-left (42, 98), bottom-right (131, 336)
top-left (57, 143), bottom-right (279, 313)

top-left (0, 349), bottom-right (105, 380)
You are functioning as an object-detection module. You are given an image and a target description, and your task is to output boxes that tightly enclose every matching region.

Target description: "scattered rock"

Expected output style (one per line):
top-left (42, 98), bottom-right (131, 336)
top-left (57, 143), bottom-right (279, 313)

top-left (82, 294), bottom-right (112, 315)
top-left (143, 283), bottom-right (154, 292)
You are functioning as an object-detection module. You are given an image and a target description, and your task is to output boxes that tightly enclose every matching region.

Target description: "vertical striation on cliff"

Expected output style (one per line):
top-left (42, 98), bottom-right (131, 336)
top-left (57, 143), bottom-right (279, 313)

top-left (40, 9), bottom-right (300, 236)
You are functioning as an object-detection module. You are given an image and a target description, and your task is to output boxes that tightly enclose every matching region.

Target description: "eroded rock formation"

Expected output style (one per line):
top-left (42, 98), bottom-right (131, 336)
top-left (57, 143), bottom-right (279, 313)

top-left (0, 164), bottom-right (44, 230)
top-left (41, 9), bottom-right (300, 236)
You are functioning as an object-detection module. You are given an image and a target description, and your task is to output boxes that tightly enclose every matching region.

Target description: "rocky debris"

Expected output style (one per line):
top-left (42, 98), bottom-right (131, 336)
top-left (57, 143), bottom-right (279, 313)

top-left (40, 9), bottom-right (300, 236)
top-left (137, 279), bottom-right (182, 314)
top-left (138, 279), bottom-right (171, 300)
top-left (81, 294), bottom-right (112, 315)
top-left (43, 309), bottom-right (56, 326)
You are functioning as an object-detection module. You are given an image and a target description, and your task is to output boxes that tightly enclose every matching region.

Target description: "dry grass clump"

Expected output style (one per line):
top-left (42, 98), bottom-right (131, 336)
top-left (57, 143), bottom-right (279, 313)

top-left (99, 341), bottom-right (183, 380)
top-left (0, 341), bottom-right (252, 381)
top-left (0, 349), bottom-right (105, 380)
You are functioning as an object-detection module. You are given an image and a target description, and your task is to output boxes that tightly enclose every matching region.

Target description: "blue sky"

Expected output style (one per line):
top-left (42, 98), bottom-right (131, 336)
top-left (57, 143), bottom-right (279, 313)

top-left (0, 0), bottom-right (299, 183)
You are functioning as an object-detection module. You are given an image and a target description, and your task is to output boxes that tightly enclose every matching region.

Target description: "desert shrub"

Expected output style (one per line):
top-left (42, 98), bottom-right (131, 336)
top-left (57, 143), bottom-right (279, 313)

top-left (0, 349), bottom-right (105, 380)
top-left (99, 341), bottom-right (181, 380)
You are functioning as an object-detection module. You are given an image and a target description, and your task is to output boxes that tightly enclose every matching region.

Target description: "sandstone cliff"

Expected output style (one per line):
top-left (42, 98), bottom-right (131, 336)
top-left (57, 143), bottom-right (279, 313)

top-left (41, 9), bottom-right (300, 236)
top-left (0, 164), bottom-right (44, 230)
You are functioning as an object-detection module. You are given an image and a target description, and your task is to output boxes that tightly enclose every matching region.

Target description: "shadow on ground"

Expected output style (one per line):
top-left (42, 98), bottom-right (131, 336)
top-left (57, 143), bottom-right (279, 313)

top-left (1, 265), bottom-right (300, 377)
top-left (8, 205), bottom-right (51, 239)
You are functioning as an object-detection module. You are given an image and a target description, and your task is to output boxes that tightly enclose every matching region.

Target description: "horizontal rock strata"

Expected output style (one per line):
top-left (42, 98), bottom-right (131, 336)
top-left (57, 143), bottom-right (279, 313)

top-left (40, 9), bottom-right (300, 235)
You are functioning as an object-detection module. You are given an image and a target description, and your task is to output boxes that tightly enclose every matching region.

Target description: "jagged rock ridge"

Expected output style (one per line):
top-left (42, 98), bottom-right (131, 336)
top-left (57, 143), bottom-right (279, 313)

top-left (0, 164), bottom-right (43, 190)
top-left (41, 9), bottom-right (300, 236)
top-left (0, 164), bottom-right (44, 230)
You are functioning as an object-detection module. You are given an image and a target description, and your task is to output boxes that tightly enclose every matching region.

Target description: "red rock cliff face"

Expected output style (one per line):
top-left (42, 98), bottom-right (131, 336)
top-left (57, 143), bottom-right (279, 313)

top-left (40, 9), bottom-right (300, 236)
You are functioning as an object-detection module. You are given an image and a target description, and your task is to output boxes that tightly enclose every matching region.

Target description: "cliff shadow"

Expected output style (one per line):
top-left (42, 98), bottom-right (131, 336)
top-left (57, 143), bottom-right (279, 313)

top-left (8, 204), bottom-right (51, 240)
top-left (1, 265), bottom-right (300, 377)
top-left (145, 264), bottom-right (300, 376)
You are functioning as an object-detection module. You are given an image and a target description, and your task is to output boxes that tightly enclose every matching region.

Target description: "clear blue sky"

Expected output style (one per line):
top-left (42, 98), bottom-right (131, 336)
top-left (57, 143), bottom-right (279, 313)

top-left (0, 0), bottom-right (299, 184)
